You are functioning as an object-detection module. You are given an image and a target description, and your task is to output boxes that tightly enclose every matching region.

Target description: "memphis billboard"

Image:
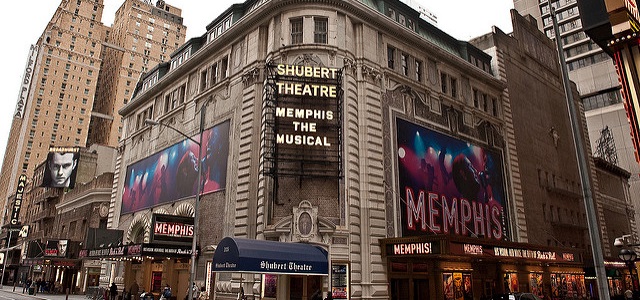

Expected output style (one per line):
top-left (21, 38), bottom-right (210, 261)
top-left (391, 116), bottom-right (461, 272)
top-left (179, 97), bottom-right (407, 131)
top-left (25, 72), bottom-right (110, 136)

top-left (121, 120), bottom-right (230, 214)
top-left (396, 118), bottom-right (508, 240)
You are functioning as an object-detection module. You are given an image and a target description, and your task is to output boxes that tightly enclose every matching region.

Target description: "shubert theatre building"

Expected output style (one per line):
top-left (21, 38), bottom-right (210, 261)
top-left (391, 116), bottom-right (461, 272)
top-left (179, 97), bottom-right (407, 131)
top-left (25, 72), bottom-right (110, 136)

top-left (107, 0), bottom-right (601, 299)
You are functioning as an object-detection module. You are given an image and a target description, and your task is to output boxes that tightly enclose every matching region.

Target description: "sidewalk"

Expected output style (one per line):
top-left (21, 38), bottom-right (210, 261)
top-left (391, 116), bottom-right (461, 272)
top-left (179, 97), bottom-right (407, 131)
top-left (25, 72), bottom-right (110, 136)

top-left (5, 289), bottom-right (87, 300)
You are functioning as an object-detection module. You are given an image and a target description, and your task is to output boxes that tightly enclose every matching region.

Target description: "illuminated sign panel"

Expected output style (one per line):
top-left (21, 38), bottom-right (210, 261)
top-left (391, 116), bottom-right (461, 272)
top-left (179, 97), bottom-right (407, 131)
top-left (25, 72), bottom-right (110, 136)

top-left (10, 174), bottom-right (27, 225)
top-left (396, 118), bottom-right (508, 240)
top-left (264, 63), bottom-right (342, 178)
top-left (150, 214), bottom-right (194, 244)
top-left (626, 0), bottom-right (640, 24)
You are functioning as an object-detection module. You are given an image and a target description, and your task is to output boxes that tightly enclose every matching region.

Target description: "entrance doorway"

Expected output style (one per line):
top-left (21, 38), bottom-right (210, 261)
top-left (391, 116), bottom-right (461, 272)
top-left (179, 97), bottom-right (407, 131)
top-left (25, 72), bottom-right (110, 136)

top-left (289, 276), bottom-right (322, 300)
top-left (390, 278), bottom-right (431, 300)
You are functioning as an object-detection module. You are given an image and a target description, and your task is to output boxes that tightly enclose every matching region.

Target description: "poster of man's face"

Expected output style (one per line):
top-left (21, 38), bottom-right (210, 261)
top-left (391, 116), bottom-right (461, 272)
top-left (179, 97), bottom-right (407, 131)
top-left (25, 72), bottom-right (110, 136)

top-left (58, 240), bottom-right (68, 257)
top-left (42, 147), bottom-right (79, 188)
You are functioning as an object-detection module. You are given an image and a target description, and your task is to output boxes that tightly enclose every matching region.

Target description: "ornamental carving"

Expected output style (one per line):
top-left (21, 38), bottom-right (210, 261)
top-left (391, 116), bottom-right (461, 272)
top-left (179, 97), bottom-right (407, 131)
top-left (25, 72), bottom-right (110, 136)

top-left (242, 67), bottom-right (261, 86)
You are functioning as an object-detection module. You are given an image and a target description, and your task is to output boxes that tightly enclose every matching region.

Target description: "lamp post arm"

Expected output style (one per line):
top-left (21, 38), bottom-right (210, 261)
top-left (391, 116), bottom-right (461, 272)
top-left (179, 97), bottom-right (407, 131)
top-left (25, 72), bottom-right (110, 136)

top-left (144, 119), bottom-right (200, 146)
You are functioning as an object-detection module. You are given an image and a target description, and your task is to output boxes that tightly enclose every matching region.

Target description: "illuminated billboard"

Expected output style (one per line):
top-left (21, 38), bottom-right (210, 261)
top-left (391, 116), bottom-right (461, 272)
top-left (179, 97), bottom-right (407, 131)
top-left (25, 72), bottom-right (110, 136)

top-left (121, 120), bottom-right (230, 214)
top-left (396, 118), bottom-right (508, 240)
top-left (263, 63), bottom-right (342, 178)
top-left (42, 147), bottom-right (80, 189)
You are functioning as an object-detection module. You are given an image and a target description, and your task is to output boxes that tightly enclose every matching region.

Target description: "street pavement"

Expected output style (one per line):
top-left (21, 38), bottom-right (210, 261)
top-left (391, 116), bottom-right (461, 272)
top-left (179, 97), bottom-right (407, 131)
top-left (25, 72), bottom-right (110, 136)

top-left (0, 287), bottom-right (86, 300)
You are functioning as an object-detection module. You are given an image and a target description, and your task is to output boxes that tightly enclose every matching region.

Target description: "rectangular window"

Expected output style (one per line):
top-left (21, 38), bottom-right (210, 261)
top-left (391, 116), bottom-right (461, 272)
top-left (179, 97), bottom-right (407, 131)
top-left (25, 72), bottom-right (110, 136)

top-left (314, 17), bottom-right (328, 44)
top-left (200, 69), bottom-right (208, 91)
top-left (401, 53), bottom-right (409, 76)
top-left (387, 46), bottom-right (395, 69)
top-left (473, 89), bottom-right (479, 108)
top-left (291, 18), bottom-right (303, 44)
top-left (211, 62), bottom-right (218, 84)
top-left (491, 97), bottom-right (498, 116)
top-left (221, 57), bottom-right (229, 79)
top-left (415, 60), bottom-right (422, 81)
top-left (441, 73), bottom-right (448, 94)
top-left (450, 77), bottom-right (457, 99)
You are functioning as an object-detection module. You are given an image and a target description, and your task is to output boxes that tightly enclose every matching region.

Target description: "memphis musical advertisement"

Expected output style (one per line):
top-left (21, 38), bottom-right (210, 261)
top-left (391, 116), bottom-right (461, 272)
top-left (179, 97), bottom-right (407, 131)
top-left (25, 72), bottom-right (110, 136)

top-left (396, 118), bottom-right (508, 240)
top-left (121, 121), bottom-right (230, 214)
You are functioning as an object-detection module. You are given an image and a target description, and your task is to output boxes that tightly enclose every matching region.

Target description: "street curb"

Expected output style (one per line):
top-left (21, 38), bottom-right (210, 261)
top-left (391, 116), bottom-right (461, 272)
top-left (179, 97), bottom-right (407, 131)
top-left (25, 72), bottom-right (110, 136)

top-left (2, 289), bottom-right (85, 300)
top-left (3, 289), bottom-right (47, 300)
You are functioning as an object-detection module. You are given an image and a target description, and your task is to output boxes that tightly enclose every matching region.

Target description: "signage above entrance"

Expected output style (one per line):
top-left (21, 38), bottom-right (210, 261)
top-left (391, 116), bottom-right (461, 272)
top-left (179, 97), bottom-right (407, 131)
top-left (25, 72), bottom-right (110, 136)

top-left (212, 237), bottom-right (329, 275)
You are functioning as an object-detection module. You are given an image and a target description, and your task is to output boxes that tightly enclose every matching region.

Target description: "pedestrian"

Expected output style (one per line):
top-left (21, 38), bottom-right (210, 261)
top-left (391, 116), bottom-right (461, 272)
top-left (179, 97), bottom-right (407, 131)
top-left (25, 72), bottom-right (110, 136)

top-left (22, 277), bottom-right (32, 293)
top-left (190, 283), bottom-right (200, 300)
top-left (35, 278), bottom-right (41, 294)
top-left (110, 283), bottom-right (118, 300)
top-left (160, 284), bottom-right (172, 300)
top-left (625, 289), bottom-right (633, 300)
top-left (129, 281), bottom-right (140, 299)
top-left (197, 287), bottom-right (207, 300)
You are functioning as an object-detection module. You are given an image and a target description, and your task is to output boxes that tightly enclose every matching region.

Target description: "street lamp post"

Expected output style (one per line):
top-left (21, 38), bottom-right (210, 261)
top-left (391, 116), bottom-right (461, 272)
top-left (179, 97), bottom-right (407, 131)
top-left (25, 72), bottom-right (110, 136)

top-left (145, 104), bottom-right (206, 300)
top-left (619, 249), bottom-right (640, 300)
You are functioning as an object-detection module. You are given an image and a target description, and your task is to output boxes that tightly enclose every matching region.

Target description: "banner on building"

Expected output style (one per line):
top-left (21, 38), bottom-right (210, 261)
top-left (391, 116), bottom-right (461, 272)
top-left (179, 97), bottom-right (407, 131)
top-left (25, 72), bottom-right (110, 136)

top-left (395, 118), bottom-right (508, 240)
top-left (10, 174), bottom-right (27, 225)
top-left (41, 147), bottom-right (80, 189)
top-left (121, 121), bottom-right (230, 214)
top-left (15, 44), bottom-right (38, 119)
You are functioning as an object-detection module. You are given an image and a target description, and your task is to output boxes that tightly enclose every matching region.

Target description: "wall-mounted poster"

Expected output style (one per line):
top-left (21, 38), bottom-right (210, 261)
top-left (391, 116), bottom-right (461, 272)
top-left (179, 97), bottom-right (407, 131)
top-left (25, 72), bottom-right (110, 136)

top-left (331, 264), bottom-right (349, 299)
top-left (504, 273), bottom-right (518, 293)
top-left (444, 272), bottom-right (471, 300)
top-left (443, 273), bottom-right (454, 300)
top-left (121, 121), bottom-right (230, 214)
top-left (262, 274), bottom-right (277, 298)
top-left (42, 147), bottom-right (80, 188)
top-left (463, 274), bottom-right (473, 300)
top-left (396, 118), bottom-right (507, 240)
top-left (530, 273), bottom-right (543, 297)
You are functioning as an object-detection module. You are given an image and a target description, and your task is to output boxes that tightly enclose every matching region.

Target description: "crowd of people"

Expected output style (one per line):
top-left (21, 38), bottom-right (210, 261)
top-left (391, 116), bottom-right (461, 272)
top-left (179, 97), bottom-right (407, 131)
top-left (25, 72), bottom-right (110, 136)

top-left (115, 282), bottom-right (208, 300)
top-left (21, 278), bottom-right (65, 295)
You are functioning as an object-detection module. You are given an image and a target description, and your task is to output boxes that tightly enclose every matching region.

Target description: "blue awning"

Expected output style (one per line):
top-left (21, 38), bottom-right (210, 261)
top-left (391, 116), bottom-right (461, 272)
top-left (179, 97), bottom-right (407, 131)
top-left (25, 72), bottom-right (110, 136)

top-left (212, 237), bottom-right (328, 275)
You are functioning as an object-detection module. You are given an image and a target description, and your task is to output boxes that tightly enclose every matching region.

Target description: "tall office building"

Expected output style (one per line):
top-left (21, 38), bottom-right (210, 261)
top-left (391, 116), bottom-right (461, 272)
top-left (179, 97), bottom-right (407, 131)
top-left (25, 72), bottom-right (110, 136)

top-left (0, 0), bottom-right (109, 221)
top-left (0, 0), bottom-right (186, 225)
top-left (88, 0), bottom-right (186, 146)
top-left (513, 0), bottom-right (640, 233)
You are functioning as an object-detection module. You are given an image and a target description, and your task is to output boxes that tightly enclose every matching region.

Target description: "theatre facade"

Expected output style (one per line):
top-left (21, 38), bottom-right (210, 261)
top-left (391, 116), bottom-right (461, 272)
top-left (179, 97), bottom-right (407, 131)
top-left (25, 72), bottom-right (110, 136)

top-left (110, 0), bottom-right (605, 299)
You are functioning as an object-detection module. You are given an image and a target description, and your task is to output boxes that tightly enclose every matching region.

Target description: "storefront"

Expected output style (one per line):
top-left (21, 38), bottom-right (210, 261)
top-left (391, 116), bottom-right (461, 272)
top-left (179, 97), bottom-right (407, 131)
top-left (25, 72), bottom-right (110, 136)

top-left (80, 243), bottom-right (193, 299)
top-left (22, 257), bottom-right (81, 293)
top-left (381, 235), bottom-right (587, 300)
top-left (212, 237), bottom-right (329, 299)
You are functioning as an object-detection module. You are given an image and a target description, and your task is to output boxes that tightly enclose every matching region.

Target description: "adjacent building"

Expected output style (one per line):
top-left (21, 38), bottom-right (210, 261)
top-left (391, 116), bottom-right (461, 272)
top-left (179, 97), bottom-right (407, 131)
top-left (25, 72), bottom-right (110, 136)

top-left (514, 0), bottom-right (640, 242)
top-left (88, 0), bottom-right (186, 147)
top-left (0, 0), bottom-right (187, 233)
top-left (1, 0), bottom-right (109, 228)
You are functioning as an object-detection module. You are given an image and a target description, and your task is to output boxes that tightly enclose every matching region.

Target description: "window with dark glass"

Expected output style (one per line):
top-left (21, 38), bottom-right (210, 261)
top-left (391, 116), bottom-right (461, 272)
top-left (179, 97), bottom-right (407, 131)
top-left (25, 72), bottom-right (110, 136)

top-left (441, 73), bottom-right (448, 94)
top-left (450, 77), bottom-right (457, 99)
top-left (314, 17), bottom-right (328, 44)
top-left (401, 53), bottom-right (409, 76)
top-left (388, 46), bottom-right (395, 69)
top-left (291, 18), bottom-right (303, 44)
top-left (415, 60), bottom-right (422, 81)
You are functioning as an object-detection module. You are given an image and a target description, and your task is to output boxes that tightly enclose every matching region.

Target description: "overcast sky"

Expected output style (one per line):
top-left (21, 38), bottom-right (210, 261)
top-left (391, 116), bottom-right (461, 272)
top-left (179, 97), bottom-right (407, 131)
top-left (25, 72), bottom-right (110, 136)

top-left (0, 0), bottom-right (514, 169)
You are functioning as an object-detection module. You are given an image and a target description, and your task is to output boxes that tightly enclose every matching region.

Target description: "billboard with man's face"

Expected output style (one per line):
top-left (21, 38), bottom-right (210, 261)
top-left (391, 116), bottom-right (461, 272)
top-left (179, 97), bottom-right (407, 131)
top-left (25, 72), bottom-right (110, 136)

top-left (42, 147), bottom-right (80, 189)
top-left (121, 120), bottom-right (230, 214)
top-left (396, 118), bottom-right (508, 240)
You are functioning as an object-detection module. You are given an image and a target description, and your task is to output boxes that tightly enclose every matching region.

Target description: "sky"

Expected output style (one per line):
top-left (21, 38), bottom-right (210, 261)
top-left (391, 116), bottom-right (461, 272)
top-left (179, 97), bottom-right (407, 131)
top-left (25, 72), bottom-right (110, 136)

top-left (0, 0), bottom-right (514, 169)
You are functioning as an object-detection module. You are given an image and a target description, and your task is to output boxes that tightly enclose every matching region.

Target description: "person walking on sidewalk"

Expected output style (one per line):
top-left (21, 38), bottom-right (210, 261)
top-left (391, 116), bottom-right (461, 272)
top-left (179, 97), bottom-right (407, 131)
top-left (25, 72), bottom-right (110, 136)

top-left (110, 283), bottom-right (118, 300)
top-left (22, 278), bottom-right (32, 294)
